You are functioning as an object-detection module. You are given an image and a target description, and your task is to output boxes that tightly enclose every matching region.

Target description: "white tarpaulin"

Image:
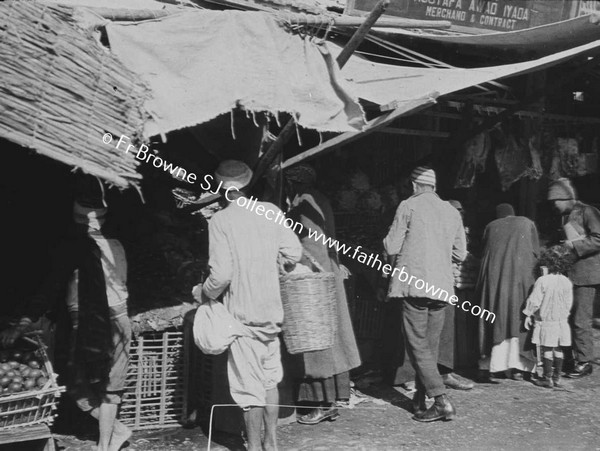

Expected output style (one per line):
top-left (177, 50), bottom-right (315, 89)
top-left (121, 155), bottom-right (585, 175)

top-left (105, 7), bottom-right (600, 140)
top-left (283, 39), bottom-right (600, 167)
top-left (337, 39), bottom-right (600, 109)
top-left (106, 11), bottom-right (366, 137)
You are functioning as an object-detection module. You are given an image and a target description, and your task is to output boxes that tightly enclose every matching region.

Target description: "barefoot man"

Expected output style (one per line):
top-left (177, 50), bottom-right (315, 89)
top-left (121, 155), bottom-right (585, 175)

top-left (195, 160), bottom-right (302, 451)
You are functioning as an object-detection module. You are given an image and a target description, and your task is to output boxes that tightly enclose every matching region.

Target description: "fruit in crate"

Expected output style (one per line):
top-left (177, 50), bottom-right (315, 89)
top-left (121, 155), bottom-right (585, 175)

top-left (0, 346), bottom-right (49, 396)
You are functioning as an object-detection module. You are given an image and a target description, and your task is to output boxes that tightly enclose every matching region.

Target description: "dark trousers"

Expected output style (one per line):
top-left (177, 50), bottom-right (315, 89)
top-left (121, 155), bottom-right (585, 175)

top-left (402, 297), bottom-right (447, 398)
top-left (572, 285), bottom-right (598, 363)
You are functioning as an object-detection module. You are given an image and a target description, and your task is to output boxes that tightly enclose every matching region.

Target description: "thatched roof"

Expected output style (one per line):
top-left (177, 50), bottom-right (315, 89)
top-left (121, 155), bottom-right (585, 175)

top-left (0, 0), bottom-right (151, 188)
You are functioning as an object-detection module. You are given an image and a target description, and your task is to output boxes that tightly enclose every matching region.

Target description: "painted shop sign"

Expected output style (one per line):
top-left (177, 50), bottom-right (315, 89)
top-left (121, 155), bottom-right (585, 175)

top-left (345, 0), bottom-right (577, 33)
top-left (413, 0), bottom-right (533, 31)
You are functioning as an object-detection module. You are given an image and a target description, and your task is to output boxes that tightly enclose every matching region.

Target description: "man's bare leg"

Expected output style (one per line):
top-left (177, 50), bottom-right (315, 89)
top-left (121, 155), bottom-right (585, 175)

top-left (263, 388), bottom-right (279, 451)
top-left (107, 410), bottom-right (132, 451)
top-left (244, 407), bottom-right (264, 451)
top-left (97, 403), bottom-right (117, 451)
top-left (88, 404), bottom-right (131, 451)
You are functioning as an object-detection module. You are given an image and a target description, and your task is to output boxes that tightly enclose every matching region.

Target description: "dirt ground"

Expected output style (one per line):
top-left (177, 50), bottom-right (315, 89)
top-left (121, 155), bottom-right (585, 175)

top-left (52, 328), bottom-right (600, 451)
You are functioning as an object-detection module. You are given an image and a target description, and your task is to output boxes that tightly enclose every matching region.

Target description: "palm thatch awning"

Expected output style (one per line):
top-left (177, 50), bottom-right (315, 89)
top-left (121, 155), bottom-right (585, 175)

top-left (0, 0), bottom-right (151, 188)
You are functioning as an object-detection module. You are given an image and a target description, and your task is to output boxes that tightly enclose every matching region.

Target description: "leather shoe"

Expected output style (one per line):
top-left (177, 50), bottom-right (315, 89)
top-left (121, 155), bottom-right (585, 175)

top-left (297, 407), bottom-right (340, 425)
top-left (411, 391), bottom-right (426, 416)
top-left (532, 377), bottom-right (553, 388)
top-left (413, 394), bottom-right (456, 422)
top-left (443, 373), bottom-right (474, 390)
top-left (566, 362), bottom-right (593, 379)
top-left (475, 370), bottom-right (496, 384)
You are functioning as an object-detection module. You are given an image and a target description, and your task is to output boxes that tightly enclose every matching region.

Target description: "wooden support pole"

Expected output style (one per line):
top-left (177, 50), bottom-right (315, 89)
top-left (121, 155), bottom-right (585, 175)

top-left (336, 0), bottom-right (390, 67)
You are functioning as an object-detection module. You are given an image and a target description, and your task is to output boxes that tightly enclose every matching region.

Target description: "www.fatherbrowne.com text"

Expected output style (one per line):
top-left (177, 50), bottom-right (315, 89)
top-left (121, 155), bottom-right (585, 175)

top-left (105, 132), bottom-right (494, 323)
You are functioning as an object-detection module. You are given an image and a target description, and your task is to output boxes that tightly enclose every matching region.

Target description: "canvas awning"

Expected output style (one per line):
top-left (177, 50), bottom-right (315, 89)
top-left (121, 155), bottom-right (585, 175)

top-left (283, 39), bottom-right (600, 167)
top-left (339, 39), bottom-right (600, 109)
top-left (105, 10), bottom-right (367, 137)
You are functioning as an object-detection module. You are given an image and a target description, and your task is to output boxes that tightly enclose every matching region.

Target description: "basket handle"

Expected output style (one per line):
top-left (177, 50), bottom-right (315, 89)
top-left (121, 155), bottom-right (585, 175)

top-left (302, 249), bottom-right (326, 273)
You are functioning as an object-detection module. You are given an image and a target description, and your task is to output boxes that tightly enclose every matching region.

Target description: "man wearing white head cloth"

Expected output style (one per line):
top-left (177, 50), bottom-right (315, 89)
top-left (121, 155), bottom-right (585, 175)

top-left (383, 166), bottom-right (466, 422)
top-left (197, 160), bottom-right (302, 451)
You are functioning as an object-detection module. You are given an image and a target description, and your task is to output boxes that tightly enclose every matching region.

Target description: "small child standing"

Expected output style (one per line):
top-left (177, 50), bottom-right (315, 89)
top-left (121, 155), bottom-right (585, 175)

top-left (523, 245), bottom-right (575, 389)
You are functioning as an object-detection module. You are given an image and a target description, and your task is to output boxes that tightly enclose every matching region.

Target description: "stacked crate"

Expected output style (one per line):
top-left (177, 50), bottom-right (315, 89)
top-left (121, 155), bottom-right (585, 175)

top-left (119, 329), bottom-right (185, 430)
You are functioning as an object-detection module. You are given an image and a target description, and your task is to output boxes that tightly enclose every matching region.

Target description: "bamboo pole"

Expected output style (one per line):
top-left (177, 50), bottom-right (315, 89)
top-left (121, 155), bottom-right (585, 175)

top-left (82, 4), bottom-right (450, 29)
top-left (84, 7), bottom-right (172, 21)
top-left (276, 12), bottom-right (450, 30)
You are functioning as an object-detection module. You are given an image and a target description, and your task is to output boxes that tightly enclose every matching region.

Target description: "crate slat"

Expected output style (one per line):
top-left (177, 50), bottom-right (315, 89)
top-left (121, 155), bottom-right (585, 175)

top-left (119, 329), bottom-right (184, 430)
top-left (0, 339), bottom-right (66, 431)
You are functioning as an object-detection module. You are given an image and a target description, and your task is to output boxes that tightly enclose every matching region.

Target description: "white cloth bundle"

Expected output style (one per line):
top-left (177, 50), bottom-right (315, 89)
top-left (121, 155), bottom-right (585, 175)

top-left (192, 300), bottom-right (250, 355)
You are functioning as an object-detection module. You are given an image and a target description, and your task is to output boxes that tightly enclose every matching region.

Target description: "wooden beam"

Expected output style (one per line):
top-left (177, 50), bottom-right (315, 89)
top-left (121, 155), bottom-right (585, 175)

top-left (450, 54), bottom-right (600, 145)
top-left (444, 101), bottom-right (600, 124)
top-left (380, 127), bottom-right (450, 138)
top-left (281, 94), bottom-right (437, 169)
top-left (442, 95), bottom-right (519, 107)
top-left (82, 7), bottom-right (173, 21)
top-left (422, 104), bottom-right (600, 124)
top-left (422, 110), bottom-right (462, 120)
top-left (276, 12), bottom-right (451, 30)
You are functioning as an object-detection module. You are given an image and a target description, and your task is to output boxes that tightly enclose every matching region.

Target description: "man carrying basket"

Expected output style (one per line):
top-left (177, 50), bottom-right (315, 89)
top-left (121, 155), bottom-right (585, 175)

top-left (196, 160), bottom-right (302, 451)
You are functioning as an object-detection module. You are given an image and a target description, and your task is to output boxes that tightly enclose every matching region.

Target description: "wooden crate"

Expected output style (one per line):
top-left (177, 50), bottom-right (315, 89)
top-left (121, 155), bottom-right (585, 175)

top-left (119, 329), bottom-right (184, 430)
top-left (0, 337), bottom-right (65, 430)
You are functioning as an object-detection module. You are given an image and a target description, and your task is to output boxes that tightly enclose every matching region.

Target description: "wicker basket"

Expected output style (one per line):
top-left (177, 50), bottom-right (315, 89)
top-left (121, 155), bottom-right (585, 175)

top-left (119, 329), bottom-right (184, 430)
top-left (280, 272), bottom-right (337, 354)
top-left (0, 338), bottom-right (65, 430)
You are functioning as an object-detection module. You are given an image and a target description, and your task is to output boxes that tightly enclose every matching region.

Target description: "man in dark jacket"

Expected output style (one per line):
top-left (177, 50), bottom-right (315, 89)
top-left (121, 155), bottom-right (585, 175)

top-left (548, 178), bottom-right (600, 378)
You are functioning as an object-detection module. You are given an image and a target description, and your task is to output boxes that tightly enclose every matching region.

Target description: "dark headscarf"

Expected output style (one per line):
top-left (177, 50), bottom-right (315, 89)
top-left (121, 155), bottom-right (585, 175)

top-left (496, 203), bottom-right (515, 218)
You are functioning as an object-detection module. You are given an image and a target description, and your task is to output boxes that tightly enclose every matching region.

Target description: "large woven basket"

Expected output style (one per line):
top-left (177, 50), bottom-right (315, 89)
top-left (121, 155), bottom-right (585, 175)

top-left (280, 272), bottom-right (337, 354)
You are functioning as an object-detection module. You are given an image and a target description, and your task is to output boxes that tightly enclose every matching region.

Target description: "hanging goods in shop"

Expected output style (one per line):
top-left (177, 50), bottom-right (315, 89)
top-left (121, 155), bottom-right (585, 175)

top-left (280, 254), bottom-right (337, 354)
